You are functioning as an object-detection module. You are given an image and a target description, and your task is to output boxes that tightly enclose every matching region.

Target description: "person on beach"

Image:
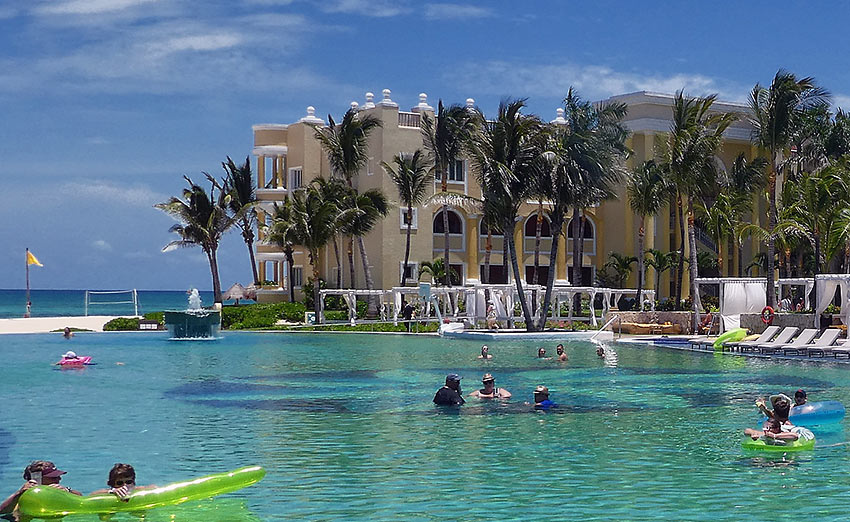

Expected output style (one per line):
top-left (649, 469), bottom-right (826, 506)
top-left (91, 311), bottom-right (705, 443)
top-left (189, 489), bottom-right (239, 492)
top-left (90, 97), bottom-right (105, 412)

top-left (555, 344), bottom-right (568, 362)
top-left (91, 463), bottom-right (154, 501)
top-left (62, 327), bottom-right (73, 339)
top-left (401, 300), bottom-right (415, 332)
top-left (433, 374), bottom-right (465, 406)
top-left (478, 345), bottom-right (492, 359)
top-left (468, 373), bottom-right (511, 399)
top-left (1, 461), bottom-right (81, 518)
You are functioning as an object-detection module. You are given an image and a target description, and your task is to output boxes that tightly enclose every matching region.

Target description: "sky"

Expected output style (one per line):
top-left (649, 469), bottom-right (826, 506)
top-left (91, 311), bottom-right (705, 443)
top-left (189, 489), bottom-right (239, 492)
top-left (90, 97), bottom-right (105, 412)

top-left (2, 0), bottom-right (850, 291)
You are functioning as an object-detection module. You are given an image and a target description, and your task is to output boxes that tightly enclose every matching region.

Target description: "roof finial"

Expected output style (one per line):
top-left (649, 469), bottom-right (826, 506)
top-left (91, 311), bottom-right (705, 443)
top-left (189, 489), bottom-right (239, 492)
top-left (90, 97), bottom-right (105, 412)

top-left (378, 88), bottom-right (398, 108)
top-left (350, 101), bottom-right (360, 111)
top-left (466, 98), bottom-right (475, 109)
top-left (413, 92), bottom-right (433, 112)
top-left (551, 107), bottom-right (567, 125)
top-left (299, 106), bottom-right (324, 124)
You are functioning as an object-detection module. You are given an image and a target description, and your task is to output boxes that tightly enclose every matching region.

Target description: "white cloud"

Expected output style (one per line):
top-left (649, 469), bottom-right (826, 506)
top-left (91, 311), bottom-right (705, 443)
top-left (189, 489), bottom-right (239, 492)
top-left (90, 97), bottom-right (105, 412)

top-left (424, 3), bottom-right (493, 20)
top-left (321, 0), bottom-right (409, 17)
top-left (59, 180), bottom-right (168, 208)
top-left (452, 61), bottom-right (748, 103)
top-left (86, 136), bottom-right (110, 145)
top-left (833, 95), bottom-right (850, 111)
top-left (34, 0), bottom-right (161, 15)
top-left (92, 239), bottom-right (112, 251)
top-left (143, 33), bottom-right (242, 58)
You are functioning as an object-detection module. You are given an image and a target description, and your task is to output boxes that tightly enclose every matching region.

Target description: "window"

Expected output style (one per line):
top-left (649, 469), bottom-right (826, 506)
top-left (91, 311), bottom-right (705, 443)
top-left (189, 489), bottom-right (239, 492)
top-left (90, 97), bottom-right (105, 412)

top-left (433, 209), bottom-right (463, 234)
top-left (436, 160), bottom-right (465, 182)
top-left (525, 266), bottom-right (550, 283)
top-left (289, 167), bottom-right (303, 190)
top-left (292, 266), bottom-right (304, 288)
top-left (524, 215), bottom-right (552, 237)
top-left (399, 208), bottom-right (418, 229)
top-left (399, 261), bottom-right (419, 283)
top-left (566, 217), bottom-right (594, 238)
top-left (481, 264), bottom-right (509, 284)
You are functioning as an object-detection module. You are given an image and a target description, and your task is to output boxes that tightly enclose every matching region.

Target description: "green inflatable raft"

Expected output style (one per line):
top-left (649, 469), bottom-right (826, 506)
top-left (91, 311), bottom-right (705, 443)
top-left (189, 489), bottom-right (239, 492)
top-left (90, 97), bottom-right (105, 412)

top-left (18, 465), bottom-right (265, 519)
top-left (712, 327), bottom-right (747, 350)
top-left (741, 437), bottom-right (815, 452)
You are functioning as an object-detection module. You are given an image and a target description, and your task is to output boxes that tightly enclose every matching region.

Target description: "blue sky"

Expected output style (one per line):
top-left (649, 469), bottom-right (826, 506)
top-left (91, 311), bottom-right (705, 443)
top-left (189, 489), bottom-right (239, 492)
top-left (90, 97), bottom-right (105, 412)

top-left (2, 0), bottom-right (850, 290)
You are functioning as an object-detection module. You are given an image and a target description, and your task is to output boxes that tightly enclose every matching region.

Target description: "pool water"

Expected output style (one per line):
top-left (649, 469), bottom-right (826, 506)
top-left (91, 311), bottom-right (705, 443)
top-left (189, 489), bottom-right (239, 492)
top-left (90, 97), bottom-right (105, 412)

top-left (3, 332), bottom-right (850, 520)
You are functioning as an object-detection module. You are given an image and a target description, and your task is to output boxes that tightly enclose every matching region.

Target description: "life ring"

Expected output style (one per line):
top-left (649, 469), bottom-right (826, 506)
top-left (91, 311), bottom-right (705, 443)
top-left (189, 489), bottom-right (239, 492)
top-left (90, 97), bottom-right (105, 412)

top-left (761, 306), bottom-right (775, 325)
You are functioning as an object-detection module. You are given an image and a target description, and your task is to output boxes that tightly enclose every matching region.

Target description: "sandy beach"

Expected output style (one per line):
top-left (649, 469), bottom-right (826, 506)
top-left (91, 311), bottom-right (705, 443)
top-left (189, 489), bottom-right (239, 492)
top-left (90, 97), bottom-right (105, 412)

top-left (0, 315), bottom-right (121, 334)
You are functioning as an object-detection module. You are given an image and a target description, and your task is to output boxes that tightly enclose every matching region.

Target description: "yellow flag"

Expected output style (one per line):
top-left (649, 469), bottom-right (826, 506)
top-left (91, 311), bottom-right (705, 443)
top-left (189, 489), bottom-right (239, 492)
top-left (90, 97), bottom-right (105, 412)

top-left (26, 251), bottom-right (43, 267)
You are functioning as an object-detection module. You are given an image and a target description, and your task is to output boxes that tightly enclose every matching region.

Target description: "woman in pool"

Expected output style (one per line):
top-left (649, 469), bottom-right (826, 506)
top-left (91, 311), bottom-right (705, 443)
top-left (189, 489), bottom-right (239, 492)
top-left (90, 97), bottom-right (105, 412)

top-left (91, 463), bottom-right (155, 501)
top-left (468, 373), bottom-right (511, 399)
top-left (478, 345), bottom-right (492, 359)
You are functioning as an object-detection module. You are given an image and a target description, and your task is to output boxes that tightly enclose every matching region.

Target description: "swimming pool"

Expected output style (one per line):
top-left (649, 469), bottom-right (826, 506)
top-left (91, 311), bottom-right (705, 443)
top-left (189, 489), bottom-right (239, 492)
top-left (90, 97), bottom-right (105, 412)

top-left (3, 331), bottom-right (850, 520)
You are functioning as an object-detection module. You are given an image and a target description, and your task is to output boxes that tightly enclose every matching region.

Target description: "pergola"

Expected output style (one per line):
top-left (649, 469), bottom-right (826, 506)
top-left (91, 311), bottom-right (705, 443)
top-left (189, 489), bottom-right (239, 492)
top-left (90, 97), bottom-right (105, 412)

top-left (814, 274), bottom-right (850, 328)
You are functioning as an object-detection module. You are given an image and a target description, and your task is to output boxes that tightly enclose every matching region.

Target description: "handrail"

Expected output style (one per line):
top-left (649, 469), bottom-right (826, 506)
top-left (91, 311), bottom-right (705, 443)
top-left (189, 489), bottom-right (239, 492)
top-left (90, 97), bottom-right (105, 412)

top-left (591, 314), bottom-right (621, 341)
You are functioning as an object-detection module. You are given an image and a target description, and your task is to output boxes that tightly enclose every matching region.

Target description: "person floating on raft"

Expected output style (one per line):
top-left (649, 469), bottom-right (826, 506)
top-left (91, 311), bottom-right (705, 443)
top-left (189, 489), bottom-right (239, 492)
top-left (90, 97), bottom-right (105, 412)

top-left (744, 393), bottom-right (814, 446)
top-left (55, 351), bottom-right (92, 366)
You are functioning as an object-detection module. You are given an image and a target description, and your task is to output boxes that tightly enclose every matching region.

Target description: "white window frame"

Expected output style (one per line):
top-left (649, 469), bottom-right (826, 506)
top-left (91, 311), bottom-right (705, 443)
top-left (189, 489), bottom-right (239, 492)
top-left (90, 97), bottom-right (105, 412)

top-left (292, 265), bottom-right (304, 289)
top-left (399, 208), bottom-right (419, 229)
top-left (399, 261), bottom-right (419, 283)
top-left (289, 167), bottom-right (303, 190)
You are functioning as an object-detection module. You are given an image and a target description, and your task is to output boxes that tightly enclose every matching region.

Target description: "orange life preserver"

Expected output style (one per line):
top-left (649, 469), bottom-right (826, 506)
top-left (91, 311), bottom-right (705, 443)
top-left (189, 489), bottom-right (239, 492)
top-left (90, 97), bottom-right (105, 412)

top-left (761, 306), bottom-right (775, 325)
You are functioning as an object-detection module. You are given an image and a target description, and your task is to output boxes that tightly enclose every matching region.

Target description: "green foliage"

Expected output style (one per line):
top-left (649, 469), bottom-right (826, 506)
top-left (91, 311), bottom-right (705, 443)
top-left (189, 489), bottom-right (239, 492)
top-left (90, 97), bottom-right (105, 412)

top-left (143, 311), bottom-right (164, 325)
top-left (103, 317), bottom-right (141, 331)
top-left (279, 322), bottom-right (441, 333)
top-left (302, 277), bottom-right (326, 309)
top-left (222, 302), bottom-right (307, 329)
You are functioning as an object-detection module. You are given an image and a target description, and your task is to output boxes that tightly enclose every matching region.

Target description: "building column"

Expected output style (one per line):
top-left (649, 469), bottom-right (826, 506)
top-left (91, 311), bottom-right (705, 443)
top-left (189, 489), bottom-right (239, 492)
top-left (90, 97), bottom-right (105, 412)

top-left (257, 156), bottom-right (265, 189)
top-left (467, 214), bottom-right (480, 283)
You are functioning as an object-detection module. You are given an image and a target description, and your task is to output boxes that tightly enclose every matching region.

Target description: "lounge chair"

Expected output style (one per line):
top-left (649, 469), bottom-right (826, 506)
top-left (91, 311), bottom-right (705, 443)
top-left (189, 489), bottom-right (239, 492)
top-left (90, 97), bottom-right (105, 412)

top-left (782, 329), bottom-right (841, 356)
top-left (740, 327), bottom-right (798, 353)
top-left (824, 339), bottom-right (850, 358)
top-left (758, 328), bottom-right (817, 355)
top-left (802, 329), bottom-right (844, 357)
top-left (724, 325), bottom-right (781, 352)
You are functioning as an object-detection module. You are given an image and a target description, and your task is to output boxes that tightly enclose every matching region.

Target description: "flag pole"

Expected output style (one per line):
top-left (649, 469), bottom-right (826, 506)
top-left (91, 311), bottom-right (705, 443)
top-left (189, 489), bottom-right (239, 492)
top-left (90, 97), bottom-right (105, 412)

top-left (25, 248), bottom-right (31, 318)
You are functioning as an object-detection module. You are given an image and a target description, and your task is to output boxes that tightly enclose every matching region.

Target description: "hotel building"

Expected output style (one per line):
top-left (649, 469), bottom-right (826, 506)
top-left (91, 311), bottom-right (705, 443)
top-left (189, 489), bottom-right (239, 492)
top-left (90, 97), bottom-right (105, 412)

top-left (251, 89), bottom-right (759, 302)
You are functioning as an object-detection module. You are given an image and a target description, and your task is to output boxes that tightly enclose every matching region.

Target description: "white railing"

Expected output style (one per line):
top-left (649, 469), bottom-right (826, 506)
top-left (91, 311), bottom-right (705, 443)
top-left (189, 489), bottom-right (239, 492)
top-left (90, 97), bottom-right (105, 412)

top-left (398, 112), bottom-right (421, 128)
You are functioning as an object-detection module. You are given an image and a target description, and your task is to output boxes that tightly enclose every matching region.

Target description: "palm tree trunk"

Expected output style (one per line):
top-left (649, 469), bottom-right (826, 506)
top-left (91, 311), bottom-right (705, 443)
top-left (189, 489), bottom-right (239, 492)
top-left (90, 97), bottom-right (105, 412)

top-left (332, 236), bottom-right (342, 289)
top-left (813, 233), bottom-right (821, 310)
top-left (356, 235), bottom-right (378, 316)
top-left (766, 154), bottom-right (778, 308)
top-left (636, 217), bottom-right (645, 311)
top-left (675, 192), bottom-right (686, 307)
top-left (401, 207), bottom-right (413, 287)
top-left (538, 212), bottom-right (563, 329)
top-left (505, 216), bottom-right (536, 331)
top-left (285, 248), bottom-right (295, 302)
top-left (571, 207), bottom-right (581, 288)
top-left (311, 261), bottom-right (322, 320)
top-left (442, 204), bottom-right (451, 287)
top-left (347, 236), bottom-right (356, 289)
top-left (578, 211), bottom-right (587, 282)
top-left (245, 233), bottom-right (259, 284)
top-left (844, 241), bottom-right (850, 274)
top-left (483, 230), bottom-right (492, 284)
top-left (208, 249), bottom-right (222, 304)
top-left (738, 243), bottom-right (744, 278)
top-left (687, 198), bottom-right (702, 332)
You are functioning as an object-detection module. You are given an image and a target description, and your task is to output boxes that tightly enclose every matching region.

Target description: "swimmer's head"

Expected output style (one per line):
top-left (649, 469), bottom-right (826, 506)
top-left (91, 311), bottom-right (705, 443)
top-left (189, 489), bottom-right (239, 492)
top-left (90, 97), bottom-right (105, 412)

top-left (482, 373), bottom-right (495, 387)
top-left (794, 389), bottom-right (807, 405)
top-left (556, 344), bottom-right (564, 354)
top-left (537, 348), bottom-right (546, 357)
top-left (445, 373), bottom-right (462, 390)
top-left (533, 385), bottom-right (549, 400)
top-left (481, 345), bottom-right (489, 355)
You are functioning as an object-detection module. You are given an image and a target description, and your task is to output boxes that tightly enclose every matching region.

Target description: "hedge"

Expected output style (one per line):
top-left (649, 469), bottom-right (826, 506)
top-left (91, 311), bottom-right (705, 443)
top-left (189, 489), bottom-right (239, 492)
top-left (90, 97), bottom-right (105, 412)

top-left (221, 302), bottom-right (306, 329)
top-left (103, 317), bottom-right (140, 331)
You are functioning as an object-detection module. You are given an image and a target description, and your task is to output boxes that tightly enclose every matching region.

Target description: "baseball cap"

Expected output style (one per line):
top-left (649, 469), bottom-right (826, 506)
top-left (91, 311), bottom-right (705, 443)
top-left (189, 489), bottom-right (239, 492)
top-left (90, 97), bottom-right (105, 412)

top-left (534, 385), bottom-right (549, 395)
top-left (795, 389), bottom-right (807, 398)
top-left (769, 393), bottom-right (792, 407)
top-left (446, 373), bottom-right (462, 382)
top-left (26, 461), bottom-right (66, 479)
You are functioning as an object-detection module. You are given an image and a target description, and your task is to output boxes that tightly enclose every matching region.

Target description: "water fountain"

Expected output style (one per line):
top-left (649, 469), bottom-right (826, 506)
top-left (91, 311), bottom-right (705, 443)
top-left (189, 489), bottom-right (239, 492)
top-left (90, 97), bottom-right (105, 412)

top-left (164, 289), bottom-right (221, 340)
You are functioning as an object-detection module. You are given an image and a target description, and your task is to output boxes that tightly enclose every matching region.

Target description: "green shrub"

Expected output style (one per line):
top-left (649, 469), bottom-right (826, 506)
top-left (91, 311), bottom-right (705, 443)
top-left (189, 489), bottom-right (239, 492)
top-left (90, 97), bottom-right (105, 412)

top-left (143, 311), bottom-right (165, 325)
top-left (221, 302), bottom-right (307, 329)
top-left (103, 317), bottom-right (140, 331)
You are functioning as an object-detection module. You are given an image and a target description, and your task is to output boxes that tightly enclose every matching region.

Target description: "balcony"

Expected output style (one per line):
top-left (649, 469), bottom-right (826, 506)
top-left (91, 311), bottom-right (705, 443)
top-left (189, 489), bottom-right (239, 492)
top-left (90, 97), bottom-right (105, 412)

top-left (398, 111), bottom-right (421, 128)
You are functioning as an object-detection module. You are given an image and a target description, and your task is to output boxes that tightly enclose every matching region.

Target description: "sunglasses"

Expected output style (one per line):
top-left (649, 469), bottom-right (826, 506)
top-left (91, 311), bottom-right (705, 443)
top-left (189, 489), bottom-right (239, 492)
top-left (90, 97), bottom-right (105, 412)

top-left (114, 479), bottom-right (135, 487)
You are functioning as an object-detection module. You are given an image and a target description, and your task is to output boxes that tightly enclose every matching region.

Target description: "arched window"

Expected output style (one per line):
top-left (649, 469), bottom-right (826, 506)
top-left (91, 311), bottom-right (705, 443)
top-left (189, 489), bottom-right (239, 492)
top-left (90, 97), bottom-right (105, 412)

top-left (566, 216), bottom-right (595, 238)
top-left (433, 209), bottom-right (463, 234)
top-left (524, 215), bottom-right (552, 237)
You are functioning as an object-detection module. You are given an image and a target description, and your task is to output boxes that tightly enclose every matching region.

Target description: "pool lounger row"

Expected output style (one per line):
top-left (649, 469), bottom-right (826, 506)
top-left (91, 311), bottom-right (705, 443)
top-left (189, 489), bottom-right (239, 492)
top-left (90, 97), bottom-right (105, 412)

top-left (689, 326), bottom-right (850, 358)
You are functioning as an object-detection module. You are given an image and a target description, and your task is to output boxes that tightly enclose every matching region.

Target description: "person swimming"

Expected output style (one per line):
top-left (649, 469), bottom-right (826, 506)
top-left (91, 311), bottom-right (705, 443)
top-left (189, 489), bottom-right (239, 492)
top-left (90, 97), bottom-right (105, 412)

top-left (478, 345), bottom-right (492, 359)
top-left (555, 344), bottom-right (568, 362)
top-left (468, 373), bottom-right (511, 399)
top-left (537, 347), bottom-right (550, 359)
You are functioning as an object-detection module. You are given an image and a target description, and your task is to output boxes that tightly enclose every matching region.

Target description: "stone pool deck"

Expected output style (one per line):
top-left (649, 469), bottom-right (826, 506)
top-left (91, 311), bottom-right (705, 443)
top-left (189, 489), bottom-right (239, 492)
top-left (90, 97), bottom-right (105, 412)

top-left (0, 315), bottom-right (121, 334)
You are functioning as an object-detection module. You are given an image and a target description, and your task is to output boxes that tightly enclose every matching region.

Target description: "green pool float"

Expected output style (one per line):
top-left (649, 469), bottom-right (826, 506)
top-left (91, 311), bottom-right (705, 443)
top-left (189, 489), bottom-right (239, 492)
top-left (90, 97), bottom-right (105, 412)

top-left (712, 327), bottom-right (747, 350)
top-left (741, 437), bottom-right (815, 452)
top-left (18, 465), bottom-right (265, 519)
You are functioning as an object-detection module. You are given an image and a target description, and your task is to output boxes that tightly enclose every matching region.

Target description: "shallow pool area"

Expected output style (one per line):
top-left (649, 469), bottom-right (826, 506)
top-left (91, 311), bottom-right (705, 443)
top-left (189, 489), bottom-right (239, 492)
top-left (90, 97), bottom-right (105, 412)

top-left (4, 331), bottom-right (850, 520)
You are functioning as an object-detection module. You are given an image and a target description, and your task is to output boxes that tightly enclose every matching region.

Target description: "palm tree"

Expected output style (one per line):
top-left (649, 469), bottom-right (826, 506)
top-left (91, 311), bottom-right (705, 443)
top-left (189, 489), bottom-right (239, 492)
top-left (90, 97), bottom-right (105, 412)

top-left (601, 252), bottom-right (637, 289)
top-left (343, 188), bottom-right (390, 314)
top-left (422, 101), bottom-right (476, 287)
top-left (263, 199), bottom-right (298, 302)
top-left (467, 98), bottom-right (546, 330)
top-left (696, 192), bottom-right (733, 274)
top-left (656, 91), bottom-right (735, 329)
top-left (311, 177), bottom-right (350, 289)
top-left (628, 160), bottom-right (667, 310)
top-left (156, 175), bottom-right (245, 304)
top-left (536, 89), bottom-right (629, 327)
top-left (221, 156), bottom-right (260, 284)
top-left (418, 258), bottom-right (459, 286)
top-left (749, 70), bottom-right (830, 307)
top-left (646, 249), bottom-right (676, 301)
top-left (382, 150), bottom-right (433, 286)
top-left (727, 154), bottom-right (768, 276)
top-left (313, 107), bottom-right (383, 289)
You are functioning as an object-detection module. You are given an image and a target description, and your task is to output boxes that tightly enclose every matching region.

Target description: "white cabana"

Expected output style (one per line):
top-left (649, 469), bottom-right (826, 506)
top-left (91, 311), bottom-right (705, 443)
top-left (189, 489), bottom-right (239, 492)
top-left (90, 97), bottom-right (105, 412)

top-left (695, 277), bottom-right (767, 332)
top-left (814, 274), bottom-right (850, 328)
top-left (777, 277), bottom-right (814, 310)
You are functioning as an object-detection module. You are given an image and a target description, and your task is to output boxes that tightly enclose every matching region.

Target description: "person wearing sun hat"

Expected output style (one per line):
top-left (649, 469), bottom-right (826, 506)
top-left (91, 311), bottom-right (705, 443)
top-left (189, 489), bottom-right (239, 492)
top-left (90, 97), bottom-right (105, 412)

top-left (468, 373), bottom-right (511, 399)
top-left (433, 373), bottom-right (465, 406)
top-left (0, 461), bottom-right (81, 516)
top-left (755, 393), bottom-right (793, 422)
top-left (532, 385), bottom-right (557, 409)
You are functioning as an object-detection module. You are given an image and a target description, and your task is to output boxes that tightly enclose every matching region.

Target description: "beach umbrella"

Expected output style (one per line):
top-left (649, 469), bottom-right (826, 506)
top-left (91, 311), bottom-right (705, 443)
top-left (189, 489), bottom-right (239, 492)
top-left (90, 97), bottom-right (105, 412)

top-left (222, 283), bottom-right (248, 302)
top-left (244, 284), bottom-right (258, 301)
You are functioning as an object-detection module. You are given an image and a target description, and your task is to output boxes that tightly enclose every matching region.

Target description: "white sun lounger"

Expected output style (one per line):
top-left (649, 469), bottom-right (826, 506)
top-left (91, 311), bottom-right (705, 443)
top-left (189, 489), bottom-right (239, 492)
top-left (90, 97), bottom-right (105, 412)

top-left (724, 325), bottom-right (780, 352)
top-left (740, 327), bottom-right (798, 353)
top-left (801, 329), bottom-right (844, 357)
top-left (758, 328), bottom-right (817, 355)
top-left (824, 339), bottom-right (850, 358)
top-left (782, 329), bottom-right (841, 356)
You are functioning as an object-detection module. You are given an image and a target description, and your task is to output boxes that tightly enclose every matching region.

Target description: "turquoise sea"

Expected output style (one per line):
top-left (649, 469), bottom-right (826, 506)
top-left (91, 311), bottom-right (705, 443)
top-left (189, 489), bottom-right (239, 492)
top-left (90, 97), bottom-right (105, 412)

top-left (3, 332), bottom-right (850, 520)
top-left (0, 289), bottom-right (217, 318)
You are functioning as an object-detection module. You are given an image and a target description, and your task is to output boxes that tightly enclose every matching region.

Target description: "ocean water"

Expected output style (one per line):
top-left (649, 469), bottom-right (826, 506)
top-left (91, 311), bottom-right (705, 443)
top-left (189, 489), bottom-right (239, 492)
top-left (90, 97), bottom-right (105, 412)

top-left (3, 332), bottom-right (850, 520)
top-left (0, 289), bottom-right (217, 318)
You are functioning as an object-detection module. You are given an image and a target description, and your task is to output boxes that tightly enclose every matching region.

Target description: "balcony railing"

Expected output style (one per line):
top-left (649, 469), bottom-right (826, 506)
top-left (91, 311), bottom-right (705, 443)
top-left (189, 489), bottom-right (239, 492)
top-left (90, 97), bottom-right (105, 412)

top-left (398, 112), bottom-right (420, 128)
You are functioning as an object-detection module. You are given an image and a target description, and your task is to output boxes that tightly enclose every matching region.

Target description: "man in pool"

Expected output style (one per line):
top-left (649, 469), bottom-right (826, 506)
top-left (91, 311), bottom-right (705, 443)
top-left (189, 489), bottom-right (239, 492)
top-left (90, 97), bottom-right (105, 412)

top-left (433, 374), bottom-right (465, 405)
top-left (555, 344), bottom-right (568, 362)
top-left (478, 345), bottom-right (492, 359)
top-left (1, 461), bottom-right (81, 518)
top-left (596, 345), bottom-right (605, 357)
top-left (468, 373), bottom-right (511, 399)
top-left (794, 389), bottom-right (807, 406)
top-left (91, 463), bottom-right (155, 501)
top-left (531, 385), bottom-right (557, 409)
